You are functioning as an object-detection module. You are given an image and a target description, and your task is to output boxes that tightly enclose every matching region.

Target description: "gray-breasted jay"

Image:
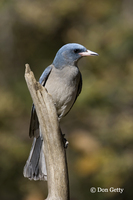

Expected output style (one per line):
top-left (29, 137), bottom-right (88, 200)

top-left (23, 43), bottom-right (98, 181)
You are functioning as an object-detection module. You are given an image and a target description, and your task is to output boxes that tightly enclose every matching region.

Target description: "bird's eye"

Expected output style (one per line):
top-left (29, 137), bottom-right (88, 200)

top-left (74, 49), bottom-right (80, 53)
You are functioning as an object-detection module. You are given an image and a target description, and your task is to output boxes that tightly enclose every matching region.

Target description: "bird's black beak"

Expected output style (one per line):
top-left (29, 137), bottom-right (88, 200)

top-left (79, 50), bottom-right (99, 57)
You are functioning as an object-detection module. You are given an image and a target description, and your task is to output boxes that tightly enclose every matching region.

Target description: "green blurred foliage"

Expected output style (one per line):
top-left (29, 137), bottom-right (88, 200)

top-left (0, 0), bottom-right (133, 199)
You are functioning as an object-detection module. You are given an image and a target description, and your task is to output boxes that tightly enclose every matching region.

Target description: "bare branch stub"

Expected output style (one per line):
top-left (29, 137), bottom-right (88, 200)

top-left (25, 64), bottom-right (69, 200)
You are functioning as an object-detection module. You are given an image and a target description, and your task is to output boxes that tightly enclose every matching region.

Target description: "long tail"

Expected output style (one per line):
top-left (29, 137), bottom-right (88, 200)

top-left (23, 136), bottom-right (47, 181)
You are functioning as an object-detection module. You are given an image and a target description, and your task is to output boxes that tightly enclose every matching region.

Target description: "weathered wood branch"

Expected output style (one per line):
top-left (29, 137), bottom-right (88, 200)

top-left (25, 64), bottom-right (69, 200)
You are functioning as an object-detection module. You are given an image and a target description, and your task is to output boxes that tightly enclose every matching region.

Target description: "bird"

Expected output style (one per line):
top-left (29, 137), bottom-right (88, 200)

top-left (23, 43), bottom-right (98, 181)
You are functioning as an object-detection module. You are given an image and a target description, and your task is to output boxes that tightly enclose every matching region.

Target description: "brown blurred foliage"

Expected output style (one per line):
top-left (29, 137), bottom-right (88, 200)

top-left (0, 0), bottom-right (133, 200)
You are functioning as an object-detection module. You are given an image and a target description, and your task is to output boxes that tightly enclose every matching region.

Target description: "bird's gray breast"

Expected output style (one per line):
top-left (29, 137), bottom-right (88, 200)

top-left (45, 66), bottom-right (80, 118)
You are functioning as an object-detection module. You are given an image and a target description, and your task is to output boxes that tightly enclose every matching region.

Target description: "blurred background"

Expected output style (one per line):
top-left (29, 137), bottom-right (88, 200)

top-left (0, 0), bottom-right (133, 199)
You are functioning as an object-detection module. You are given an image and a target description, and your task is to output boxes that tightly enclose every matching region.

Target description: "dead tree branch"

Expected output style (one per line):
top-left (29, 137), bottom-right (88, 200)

top-left (25, 64), bottom-right (69, 200)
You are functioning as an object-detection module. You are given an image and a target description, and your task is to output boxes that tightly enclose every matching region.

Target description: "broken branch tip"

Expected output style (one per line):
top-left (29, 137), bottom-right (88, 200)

top-left (25, 63), bottom-right (31, 74)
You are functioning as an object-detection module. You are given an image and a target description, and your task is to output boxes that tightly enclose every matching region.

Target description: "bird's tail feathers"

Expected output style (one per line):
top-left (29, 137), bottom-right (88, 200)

top-left (23, 136), bottom-right (47, 181)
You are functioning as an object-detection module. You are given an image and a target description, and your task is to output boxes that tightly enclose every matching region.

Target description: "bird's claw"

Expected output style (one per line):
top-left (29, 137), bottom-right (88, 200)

top-left (62, 134), bottom-right (69, 148)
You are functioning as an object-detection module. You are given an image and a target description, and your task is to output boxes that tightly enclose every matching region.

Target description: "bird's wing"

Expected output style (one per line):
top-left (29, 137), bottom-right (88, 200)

top-left (39, 65), bottom-right (52, 85)
top-left (29, 65), bottom-right (52, 138)
top-left (63, 71), bottom-right (82, 117)
top-left (76, 71), bottom-right (82, 97)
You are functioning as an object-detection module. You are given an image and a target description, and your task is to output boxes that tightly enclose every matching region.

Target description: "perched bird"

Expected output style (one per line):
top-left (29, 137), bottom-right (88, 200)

top-left (23, 43), bottom-right (98, 181)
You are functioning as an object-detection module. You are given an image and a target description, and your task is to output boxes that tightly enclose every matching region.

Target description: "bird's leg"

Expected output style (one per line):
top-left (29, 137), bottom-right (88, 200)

top-left (58, 116), bottom-right (69, 148)
top-left (59, 127), bottom-right (69, 148)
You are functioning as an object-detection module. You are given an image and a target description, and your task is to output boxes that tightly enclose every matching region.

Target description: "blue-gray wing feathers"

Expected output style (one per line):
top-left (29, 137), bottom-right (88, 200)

top-left (29, 66), bottom-right (52, 137)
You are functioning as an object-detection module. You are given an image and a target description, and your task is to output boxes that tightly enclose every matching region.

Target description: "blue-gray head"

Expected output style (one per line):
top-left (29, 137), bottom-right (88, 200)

top-left (53, 43), bottom-right (98, 69)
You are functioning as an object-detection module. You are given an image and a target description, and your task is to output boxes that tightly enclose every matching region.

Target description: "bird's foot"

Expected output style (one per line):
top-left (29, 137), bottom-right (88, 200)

top-left (62, 134), bottom-right (69, 148)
